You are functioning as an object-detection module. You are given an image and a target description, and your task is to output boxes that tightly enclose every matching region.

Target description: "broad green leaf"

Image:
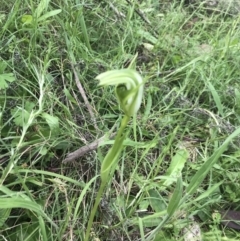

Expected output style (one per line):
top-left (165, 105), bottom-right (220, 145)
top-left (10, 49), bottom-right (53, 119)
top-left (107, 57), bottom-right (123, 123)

top-left (139, 199), bottom-right (150, 211)
top-left (0, 73), bottom-right (15, 89)
top-left (100, 138), bottom-right (157, 149)
top-left (187, 127), bottom-right (240, 195)
top-left (194, 182), bottom-right (223, 202)
top-left (35, 0), bottom-right (50, 19)
top-left (152, 231), bottom-right (174, 241)
top-left (161, 149), bottom-right (189, 189)
top-left (167, 177), bottom-right (183, 216)
top-left (41, 113), bottom-right (60, 135)
top-left (143, 91), bottom-right (152, 124)
top-left (12, 107), bottom-right (31, 126)
top-left (142, 218), bottom-right (163, 228)
top-left (37, 9), bottom-right (62, 23)
top-left (79, 6), bottom-right (92, 51)
top-left (165, 149), bottom-right (189, 175)
top-left (137, 29), bottom-right (157, 44)
top-left (0, 61), bottom-right (7, 73)
top-left (172, 54), bottom-right (182, 64)
top-left (63, 88), bottom-right (77, 104)
top-left (145, 215), bottom-right (171, 241)
top-left (235, 88), bottom-right (240, 110)
top-left (39, 146), bottom-right (48, 156)
top-left (21, 14), bottom-right (33, 25)
top-left (208, 82), bottom-right (223, 117)
top-left (148, 189), bottom-right (167, 212)
top-left (11, 101), bottom-right (35, 126)
top-left (131, 216), bottom-right (164, 228)
top-left (0, 13), bottom-right (6, 24)
top-left (0, 208), bottom-right (11, 227)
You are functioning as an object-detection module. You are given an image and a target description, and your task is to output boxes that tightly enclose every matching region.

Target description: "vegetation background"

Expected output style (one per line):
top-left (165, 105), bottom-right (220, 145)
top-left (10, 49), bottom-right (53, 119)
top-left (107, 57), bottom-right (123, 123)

top-left (1, 0), bottom-right (240, 240)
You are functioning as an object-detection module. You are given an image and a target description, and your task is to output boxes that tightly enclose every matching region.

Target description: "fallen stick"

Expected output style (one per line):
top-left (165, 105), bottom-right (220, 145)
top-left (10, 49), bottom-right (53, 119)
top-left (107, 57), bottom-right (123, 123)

top-left (71, 64), bottom-right (98, 130)
top-left (62, 133), bottom-right (116, 164)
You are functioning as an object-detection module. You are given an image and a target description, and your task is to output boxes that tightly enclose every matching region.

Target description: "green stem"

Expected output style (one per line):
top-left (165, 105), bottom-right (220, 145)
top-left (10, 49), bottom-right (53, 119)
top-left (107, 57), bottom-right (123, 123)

top-left (114, 115), bottom-right (130, 145)
top-left (84, 115), bottom-right (130, 241)
top-left (84, 181), bottom-right (105, 241)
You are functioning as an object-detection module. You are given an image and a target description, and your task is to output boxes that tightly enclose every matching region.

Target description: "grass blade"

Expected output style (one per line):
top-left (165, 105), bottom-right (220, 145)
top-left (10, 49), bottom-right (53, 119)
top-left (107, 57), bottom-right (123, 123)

top-left (208, 82), bottom-right (224, 117)
top-left (187, 127), bottom-right (240, 195)
top-left (0, 197), bottom-right (57, 228)
top-left (167, 176), bottom-right (183, 216)
top-left (37, 9), bottom-right (62, 23)
top-left (160, 149), bottom-right (189, 190)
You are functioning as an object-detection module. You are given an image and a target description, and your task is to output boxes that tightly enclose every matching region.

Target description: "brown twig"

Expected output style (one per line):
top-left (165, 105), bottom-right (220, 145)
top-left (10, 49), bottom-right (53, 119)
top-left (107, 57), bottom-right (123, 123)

top-left (125, 0), bottom-right (160, 38)
top-left (109, 2), bottom-right (126, 18)
top-left (62, 133), bottom-right (116, 164)
top-left (125, 0), bottom-right (151, 25)
top-left (71, 64), bottom-right (98, 130)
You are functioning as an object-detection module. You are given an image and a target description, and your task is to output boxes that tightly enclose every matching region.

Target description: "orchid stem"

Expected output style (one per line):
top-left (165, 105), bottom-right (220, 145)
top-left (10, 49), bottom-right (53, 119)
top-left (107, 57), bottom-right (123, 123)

top-left (84, 115), bottom-right (130, 241)
top-left (84, 181), bottom-right (105, 241)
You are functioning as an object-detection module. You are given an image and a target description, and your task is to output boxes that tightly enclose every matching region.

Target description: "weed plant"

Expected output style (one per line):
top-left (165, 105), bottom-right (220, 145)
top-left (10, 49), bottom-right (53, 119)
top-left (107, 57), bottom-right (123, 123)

top-left (1, 0), bottom-right (240, 240)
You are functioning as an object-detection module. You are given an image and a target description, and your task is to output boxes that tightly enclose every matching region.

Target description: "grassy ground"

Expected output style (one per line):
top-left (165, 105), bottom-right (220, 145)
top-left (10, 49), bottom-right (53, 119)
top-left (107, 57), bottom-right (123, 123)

top-left (1, 0), bottom-right (240, 240)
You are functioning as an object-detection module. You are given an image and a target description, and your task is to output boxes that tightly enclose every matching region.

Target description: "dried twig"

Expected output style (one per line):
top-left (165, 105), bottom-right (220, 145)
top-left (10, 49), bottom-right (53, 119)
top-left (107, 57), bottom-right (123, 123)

top-left (71, 64), bottom-right (98, 130)
top-left (109, 2), bottom-right (126, 18)
top-left (62, 133), bottom-right (116, 164)
top-left (125, 0), bottom-right (151, 25)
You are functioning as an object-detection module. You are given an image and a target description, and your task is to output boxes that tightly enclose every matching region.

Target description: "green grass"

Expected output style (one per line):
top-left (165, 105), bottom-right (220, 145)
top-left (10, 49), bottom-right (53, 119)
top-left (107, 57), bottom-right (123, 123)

top-left (1, 0), bottom-right (240, 240)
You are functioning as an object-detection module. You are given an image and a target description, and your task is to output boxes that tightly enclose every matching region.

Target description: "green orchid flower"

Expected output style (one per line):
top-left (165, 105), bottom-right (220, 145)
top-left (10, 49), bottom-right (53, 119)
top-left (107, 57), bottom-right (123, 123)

top-left (85, 68), bottom-right (144, 241)
top-left (96, 69), bottom-right (144, 117)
